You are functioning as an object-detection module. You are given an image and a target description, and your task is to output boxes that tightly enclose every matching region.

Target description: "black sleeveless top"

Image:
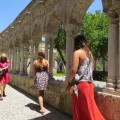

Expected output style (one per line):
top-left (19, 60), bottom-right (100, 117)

top-left (35, 66), bottom-right (48, 72)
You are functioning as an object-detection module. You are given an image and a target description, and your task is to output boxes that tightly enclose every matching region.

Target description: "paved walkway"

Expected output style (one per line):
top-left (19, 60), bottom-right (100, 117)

top-left (0, 85), bottom-right (72, 120)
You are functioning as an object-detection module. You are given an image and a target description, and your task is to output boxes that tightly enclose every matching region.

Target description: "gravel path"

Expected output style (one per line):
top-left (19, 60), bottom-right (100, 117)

top-left (0, 85), bottom-right (72, 120)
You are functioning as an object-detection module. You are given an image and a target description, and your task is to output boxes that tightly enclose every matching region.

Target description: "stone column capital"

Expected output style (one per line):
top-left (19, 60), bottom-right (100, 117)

top-left (107, 10), bottom-right (119, 24)
top-left (65, 23), bottom-right (78, 37)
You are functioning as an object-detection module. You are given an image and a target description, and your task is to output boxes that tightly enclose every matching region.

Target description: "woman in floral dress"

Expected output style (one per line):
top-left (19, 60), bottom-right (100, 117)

top-left (33, 51), bottom-right (49, 115)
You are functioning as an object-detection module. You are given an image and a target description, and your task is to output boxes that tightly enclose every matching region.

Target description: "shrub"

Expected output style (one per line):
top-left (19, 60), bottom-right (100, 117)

top-left (93, 71), bottom-right (107, 82)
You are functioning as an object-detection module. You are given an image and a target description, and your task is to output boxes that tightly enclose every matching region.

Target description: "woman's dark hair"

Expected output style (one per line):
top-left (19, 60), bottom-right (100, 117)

top-left (74, 35), bottom-right (87, 50)
top-left (0, 57), bottom-right (7, 62)
top-left (0, 53), bottom-right (7, 62)
top-left (74, 35), bottom-right (92, 59)
top-left (38, 51), bottom-right (45, 60)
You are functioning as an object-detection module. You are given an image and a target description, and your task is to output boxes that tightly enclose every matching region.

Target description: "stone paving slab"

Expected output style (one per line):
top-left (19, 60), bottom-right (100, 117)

top-left (0, 85), bottom-right (72, 120)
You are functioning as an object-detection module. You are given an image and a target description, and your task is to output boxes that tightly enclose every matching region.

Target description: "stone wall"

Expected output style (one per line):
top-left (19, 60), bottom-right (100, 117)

top-left (95, 92), bottom-right (120, 120)
top-left (10, 74), bottom-right (72, 115)
top-left (10, 74), bottom-right (120, 120)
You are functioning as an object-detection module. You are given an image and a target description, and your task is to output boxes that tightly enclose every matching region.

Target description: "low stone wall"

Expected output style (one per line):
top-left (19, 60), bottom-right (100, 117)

top-left (95, 92), bottom-right (120, 120)
top-left (10, 74), bottom-right (120, 120)
top-left (10, 74), bottom-right (72, 115)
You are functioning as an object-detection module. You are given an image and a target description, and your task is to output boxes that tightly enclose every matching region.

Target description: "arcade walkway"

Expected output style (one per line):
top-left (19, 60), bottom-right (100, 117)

top-left (0, 85), bottom-right (72, 120)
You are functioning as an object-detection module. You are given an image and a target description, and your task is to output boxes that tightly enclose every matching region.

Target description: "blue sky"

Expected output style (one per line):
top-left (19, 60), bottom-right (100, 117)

top-left (87, 0), bottom-right (103, 13)
top-left (0, 0), bottom-right (102, 32)
top-left (0, 0), bottom-right (32, 32)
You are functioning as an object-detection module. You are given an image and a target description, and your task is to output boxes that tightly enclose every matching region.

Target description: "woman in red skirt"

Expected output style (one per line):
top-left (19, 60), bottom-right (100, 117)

top-left (66, 35), bottom-right (105, 120)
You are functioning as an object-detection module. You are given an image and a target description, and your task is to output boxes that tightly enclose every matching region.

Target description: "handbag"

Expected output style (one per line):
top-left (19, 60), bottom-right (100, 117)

top-left (0, 70), bottom-right (4, 77)
top-left (0, 67), bottom-right (6, 77)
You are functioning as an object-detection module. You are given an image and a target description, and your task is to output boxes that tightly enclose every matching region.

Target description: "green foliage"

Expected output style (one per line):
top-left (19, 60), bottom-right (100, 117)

top-left (54, 51), bottom-right (61, 62)
top-left (96, 63), bottom-right (103, 71)
top-left (54, 22), bottom-right (66, 65)
top-left (53, 73), bottom-right (65, 76)
top-left (40, 41), bottom-right (45, 44)
top-left (54, 22), bottom-right (66, 51)
top-left (80, 11), bottom-right (108, 61)
top-left (93, 71), bottom-right (107, 82)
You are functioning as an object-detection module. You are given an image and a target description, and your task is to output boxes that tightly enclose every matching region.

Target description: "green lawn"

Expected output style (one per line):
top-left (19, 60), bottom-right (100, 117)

top-left (53, 73), bottom-right (65, 76)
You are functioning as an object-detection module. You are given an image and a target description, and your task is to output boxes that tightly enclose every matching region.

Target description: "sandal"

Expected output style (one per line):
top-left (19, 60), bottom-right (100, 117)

top-left (40, 109), bottom-right (45, 115)
top-left (0, 94), bottom-right (3, 100)
top-left (3, 91), bottom-right (6, 97)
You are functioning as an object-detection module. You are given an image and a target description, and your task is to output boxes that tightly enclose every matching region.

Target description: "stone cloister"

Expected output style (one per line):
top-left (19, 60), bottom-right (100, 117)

top-left (0, 0), bottom-right (120, 120)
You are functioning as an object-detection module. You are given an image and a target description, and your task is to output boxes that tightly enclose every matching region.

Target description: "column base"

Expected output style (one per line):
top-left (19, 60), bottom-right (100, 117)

top-left (49, 73), bottom-right (55, 81)
top-left (28, 72), bottom-right (34, 77)
top-left (29, 75), bottom-right (34, 78)
top-left (13, 71), bottom-right (20, 74)
top-left (19, 73), bottom-right (24, 76)
top-left (13, 71), bottom-right (17, 74)
top-left (117, 80), bottom-right (120, 91)
top-left (103, 88), bottom-right (120, 96)
top-left (9, 71), bottom-right (13, 73)
top-left (104, 78), bottom-right (117, 95)
top-left (116, 89), bottom-right (120, 92)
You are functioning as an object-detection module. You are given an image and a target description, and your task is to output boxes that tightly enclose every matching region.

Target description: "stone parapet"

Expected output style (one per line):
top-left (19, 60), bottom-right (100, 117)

top-left (10, 74), bottom-right (120, 120)
top-left (95, 92), bottom-right (120, 120)
top-left (10, 74), bottom-right (72, 115)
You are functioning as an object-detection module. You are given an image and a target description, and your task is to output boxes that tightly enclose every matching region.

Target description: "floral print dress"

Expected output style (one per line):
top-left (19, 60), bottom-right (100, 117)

top-left (35, 66), bottom-right (49, 90)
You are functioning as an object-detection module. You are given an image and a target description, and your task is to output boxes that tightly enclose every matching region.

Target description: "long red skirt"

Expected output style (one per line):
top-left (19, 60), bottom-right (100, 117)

top-left (71, 82), bottom-right (105, 120)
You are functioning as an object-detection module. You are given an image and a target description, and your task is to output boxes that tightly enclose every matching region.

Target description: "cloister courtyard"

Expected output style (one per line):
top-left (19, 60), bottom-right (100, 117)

top-left (0, 0), bottom-right (120, 120)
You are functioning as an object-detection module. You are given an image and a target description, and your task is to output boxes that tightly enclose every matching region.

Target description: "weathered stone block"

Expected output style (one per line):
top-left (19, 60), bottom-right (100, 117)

top-left (10, 74), bottom-right (120, 119)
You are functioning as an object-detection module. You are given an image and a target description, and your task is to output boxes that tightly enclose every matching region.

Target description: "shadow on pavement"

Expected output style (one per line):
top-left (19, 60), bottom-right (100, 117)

top-left (25, 103), bottom-right (72, 120)
top-left (9, 84), bottom-right (72, 120)
top-left (28, 112), bottom-right (72, 120)
top-left (25, 103), bottom-right (40, 113)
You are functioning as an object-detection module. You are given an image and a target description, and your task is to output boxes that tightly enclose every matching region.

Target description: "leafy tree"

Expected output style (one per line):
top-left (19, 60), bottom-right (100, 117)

top-left (54, 22), bottom-right (66, 65)
top-left (80, 11), bottom-right (108, 61)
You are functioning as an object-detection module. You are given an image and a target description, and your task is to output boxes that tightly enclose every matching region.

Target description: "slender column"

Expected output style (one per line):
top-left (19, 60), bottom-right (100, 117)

top-left (45, 38), bottom-right (48, 60)
top-left (65, 24), bottom-right (77, 80)
top-left (12, 48), bottom-right (17, 73)
top-left (49, 38), bottom-right (54, 78)
top-left (20, 45), bottom-right (24, 75)
top-left (15, 48), bottom-right (18, 73)
top-left (116, 13), bottom-right (120, 92)
top-left (29, 44), bottom-right (34, 77)
top-left (12, 50), bottom-right (14, 72)
top-left (14, 47), bottom-right (18, 73)
top-left (9, 49), bottom-right (13, 72)
top-left (66, 31), bottom-right (74, 77)
top-left (24, 46), bottom-right (29, 75)
top-left (8, 49), bottom-right (11, 61)
top-left (12, 49), bottom-right (14, 73)
top-left (105, 16), bottom-right (118, 91)
top-left (17, 48), bottom-right (21, 73)
top-left (34, 43), bottom-right (39, 60)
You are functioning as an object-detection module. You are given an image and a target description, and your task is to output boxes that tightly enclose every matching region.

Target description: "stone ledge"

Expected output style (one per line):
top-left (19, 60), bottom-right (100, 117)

top-left (10, 74), bottom-right (120, 120)
top-left (95, 91), bottom-right (120, 120)
top-left (103, 89), bottom-right (120, 96)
